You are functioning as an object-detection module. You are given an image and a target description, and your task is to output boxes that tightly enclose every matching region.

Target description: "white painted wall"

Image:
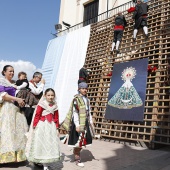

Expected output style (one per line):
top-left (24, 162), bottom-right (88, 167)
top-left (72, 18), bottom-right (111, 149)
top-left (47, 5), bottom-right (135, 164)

top-left (59, 0), bottom-right (132, 30)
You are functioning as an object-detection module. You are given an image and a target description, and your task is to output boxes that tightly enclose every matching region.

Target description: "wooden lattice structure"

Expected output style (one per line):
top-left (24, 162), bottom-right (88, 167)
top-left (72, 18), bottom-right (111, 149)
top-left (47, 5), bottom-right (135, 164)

top-left (85, 0), bottom-right (170, 148)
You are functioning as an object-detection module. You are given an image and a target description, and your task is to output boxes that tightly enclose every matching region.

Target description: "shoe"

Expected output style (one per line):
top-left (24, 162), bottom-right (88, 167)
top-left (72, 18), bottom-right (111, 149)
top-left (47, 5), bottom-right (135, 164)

top-left (115, 50), bottom-right (120, 55)
top-left (77, 162), bottom-right (84, 167)
top-left (133, 38), bottom-right (136, 42)
top-left (145, 34), bottom-right (149, 40)
top-left (75, 160), bottom-right (84, 167)
top-left (44, 167), bottom-right (49, 170)
top-left (110, 51), bottom-right (113, 54)
top-left (34, 163), bottom-right (43, 167)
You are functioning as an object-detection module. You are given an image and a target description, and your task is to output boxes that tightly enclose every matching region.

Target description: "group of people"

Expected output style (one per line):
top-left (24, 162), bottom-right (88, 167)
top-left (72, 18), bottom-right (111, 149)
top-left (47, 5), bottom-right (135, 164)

top-left (111, 0), bottom-right (149, 54)
top-left (0, 64), bottom-right (94, 169)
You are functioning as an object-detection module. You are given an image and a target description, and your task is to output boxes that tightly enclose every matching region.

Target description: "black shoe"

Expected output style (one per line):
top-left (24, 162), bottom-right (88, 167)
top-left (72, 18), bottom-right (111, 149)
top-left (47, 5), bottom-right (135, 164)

top-left (145, 34), bottom-right (149, 40)
top-left (110, 51), bottom-right (113, 54)
top-left (116, 50), bottom-right (120, 55)
top-left (133, 38), bottom-right (136, 42)
top-left (34, 163), bottom-right (43, 167)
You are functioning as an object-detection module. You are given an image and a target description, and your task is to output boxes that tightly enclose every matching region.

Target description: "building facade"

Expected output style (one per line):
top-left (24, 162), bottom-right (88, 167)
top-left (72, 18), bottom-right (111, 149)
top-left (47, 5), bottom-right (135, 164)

top-left (59, 0), bottom-right (132, 30)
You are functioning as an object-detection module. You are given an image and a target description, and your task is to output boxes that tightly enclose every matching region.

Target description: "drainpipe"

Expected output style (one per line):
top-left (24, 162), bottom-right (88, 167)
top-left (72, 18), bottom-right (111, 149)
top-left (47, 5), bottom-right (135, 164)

top-left (107, 0), bottom-right (109, 18)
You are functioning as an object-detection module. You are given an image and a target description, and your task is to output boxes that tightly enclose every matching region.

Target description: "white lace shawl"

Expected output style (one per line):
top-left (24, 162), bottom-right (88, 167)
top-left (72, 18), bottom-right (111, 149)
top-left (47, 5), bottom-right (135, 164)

top-left (0, 77), bottom-right (13, 87)
top-left (39, 99), bottom-right (58, 116)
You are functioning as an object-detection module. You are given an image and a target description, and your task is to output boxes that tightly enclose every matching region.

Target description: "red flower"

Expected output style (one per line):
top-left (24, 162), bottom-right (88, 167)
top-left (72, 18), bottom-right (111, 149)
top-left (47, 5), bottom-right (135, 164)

top-left (107, 72), bottom-right (112, 76)
top-left (152, 66), bottom-right (157, 71)
top-left (148, 65), bottom-right (157, 73)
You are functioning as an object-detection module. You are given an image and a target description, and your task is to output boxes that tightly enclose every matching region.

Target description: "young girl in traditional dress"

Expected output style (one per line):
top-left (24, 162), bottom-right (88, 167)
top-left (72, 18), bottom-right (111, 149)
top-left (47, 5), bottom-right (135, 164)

top-left (26, 88), bottom-right (60, 170)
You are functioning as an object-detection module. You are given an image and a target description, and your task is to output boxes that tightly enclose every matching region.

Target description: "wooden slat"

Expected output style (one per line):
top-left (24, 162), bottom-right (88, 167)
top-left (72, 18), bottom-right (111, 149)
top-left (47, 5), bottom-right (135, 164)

top-left (83, 0), bottom-right (170, 148)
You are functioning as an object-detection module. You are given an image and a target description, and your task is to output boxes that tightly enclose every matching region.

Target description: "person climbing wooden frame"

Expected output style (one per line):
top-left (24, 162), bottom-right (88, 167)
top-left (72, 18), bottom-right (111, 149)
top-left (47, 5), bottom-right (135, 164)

top-left (132, 0), bottom-right (149, 41)
top-left (111, 11), bottom-right (127, 55)
top-left (78, 65), bottom-right (91, 84)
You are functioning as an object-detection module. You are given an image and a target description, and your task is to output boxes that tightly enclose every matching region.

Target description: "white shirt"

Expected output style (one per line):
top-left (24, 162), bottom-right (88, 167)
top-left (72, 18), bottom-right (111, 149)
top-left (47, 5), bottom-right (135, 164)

top-left (29, 82), bottom-right (44, 95)
top-left (15, 82), bottom-right (28, 95)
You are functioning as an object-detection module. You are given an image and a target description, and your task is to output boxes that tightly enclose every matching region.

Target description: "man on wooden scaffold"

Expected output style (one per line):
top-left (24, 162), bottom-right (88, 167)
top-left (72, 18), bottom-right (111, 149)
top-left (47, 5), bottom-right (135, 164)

top-left (133, 0), bottom-right (149, 41)
top-left (110, 11), bottom-right (127, 55)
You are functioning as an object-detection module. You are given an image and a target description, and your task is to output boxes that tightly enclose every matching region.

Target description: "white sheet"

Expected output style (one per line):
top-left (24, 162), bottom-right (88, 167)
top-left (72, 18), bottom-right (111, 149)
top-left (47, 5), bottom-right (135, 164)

top-left (42, 35), bottom-right (66, 90)
top-left (54, 25), bottom-right (91, 123)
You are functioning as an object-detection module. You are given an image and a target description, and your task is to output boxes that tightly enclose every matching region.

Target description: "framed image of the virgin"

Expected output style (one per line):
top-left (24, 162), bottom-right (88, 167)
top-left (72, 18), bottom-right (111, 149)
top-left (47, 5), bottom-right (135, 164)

top-left (105, 58), bottom-right (148, 121)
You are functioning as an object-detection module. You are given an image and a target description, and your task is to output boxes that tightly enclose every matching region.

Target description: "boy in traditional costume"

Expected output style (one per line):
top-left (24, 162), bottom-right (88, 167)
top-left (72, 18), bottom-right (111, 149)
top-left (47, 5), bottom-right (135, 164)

top-left (62, 82), bottom-right (94, 167)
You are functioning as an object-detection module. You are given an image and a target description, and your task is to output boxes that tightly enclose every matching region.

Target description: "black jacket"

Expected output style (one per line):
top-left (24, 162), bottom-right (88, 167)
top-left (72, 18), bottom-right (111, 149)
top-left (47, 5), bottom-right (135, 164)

top-left (16, 79), bottom-right (29, 89)
top-left (115, 15), bottom-right (127, 27)
top-left (133, 3), bottom-right (149, 19)
top-left (79, 67), bottom-right (88, 79)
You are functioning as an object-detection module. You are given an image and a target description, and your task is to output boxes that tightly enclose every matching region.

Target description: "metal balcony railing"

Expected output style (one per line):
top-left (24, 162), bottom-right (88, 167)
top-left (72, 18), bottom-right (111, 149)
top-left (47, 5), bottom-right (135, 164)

top-left (57, 0), bottom-right (150, 36)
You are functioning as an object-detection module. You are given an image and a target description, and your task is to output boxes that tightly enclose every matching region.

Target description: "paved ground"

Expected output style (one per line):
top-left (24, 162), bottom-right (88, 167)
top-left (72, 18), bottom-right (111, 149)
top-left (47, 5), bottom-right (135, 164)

top-left (1, 139), bottom-right (170, 170)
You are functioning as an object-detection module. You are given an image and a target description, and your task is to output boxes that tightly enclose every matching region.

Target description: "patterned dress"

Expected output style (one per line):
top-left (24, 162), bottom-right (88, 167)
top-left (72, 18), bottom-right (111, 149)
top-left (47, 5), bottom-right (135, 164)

top-left (26, 99), bottom-right (60, 163)
top-left (0, 78), bottom-right (28, 164)
top-left (108, 79), bottom-right (143, 109)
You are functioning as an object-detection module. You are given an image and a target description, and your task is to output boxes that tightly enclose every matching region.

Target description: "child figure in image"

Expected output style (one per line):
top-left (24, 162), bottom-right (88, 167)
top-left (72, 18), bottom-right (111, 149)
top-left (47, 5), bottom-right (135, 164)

top-left (14, 71), bottom-right (30, 96)
top-left (14, 72), bottom-right (30, 94)
top-left (14, 72), bottom-right (39, 107)
top-left (26, 88), bottom-right (60, 170)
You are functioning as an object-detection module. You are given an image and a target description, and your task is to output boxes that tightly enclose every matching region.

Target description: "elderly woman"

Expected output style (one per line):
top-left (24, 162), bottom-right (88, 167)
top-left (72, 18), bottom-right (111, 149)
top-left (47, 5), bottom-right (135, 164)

top-left (0, 65), bottom-right (28, 164)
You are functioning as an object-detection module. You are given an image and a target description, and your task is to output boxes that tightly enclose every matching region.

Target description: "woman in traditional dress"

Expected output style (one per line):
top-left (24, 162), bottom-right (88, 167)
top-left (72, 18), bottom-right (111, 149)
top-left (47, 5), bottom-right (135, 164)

top-left (0, 65), bottom-right (28, 164)
top-left (26, 88), bottom-right (60, 170)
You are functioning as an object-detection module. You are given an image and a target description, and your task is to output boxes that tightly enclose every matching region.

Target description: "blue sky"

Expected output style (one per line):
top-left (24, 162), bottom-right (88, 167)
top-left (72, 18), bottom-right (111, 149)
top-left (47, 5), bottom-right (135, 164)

top-left (0, 0), bottom-right (61, 69)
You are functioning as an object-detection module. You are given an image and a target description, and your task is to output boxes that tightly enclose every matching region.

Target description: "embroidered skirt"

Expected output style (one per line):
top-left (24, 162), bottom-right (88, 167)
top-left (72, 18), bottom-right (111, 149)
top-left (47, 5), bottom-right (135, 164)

top-left (0, 102), bottom-right (28, 164)
top-left (28, 120), bottom-right (60, 163)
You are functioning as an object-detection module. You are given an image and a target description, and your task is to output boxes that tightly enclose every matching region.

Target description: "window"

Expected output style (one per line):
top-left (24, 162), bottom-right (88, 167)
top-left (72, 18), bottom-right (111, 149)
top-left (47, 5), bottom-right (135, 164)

top-left (83, 0), bottom-right (99, 26)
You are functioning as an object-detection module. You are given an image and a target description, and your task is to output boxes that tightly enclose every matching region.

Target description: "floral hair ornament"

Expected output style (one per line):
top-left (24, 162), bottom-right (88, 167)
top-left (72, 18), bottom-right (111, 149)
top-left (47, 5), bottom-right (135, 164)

top-left (148, 65), bottom-right (157, 73)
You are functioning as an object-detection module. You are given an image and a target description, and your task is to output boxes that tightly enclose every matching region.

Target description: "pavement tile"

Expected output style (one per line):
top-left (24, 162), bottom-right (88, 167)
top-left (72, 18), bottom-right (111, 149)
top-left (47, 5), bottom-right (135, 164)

top-left (1, 139), bottom-right (170, 170)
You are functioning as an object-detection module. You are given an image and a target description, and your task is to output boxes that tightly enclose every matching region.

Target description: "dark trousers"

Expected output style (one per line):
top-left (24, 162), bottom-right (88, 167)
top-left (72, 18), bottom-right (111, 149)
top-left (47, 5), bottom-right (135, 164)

top-left (23, 107), bottom-right (35, 125)
top-left (134, 17), bottom-right (147, 29)
top-left (113, 30), bottom-right (123, 42)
